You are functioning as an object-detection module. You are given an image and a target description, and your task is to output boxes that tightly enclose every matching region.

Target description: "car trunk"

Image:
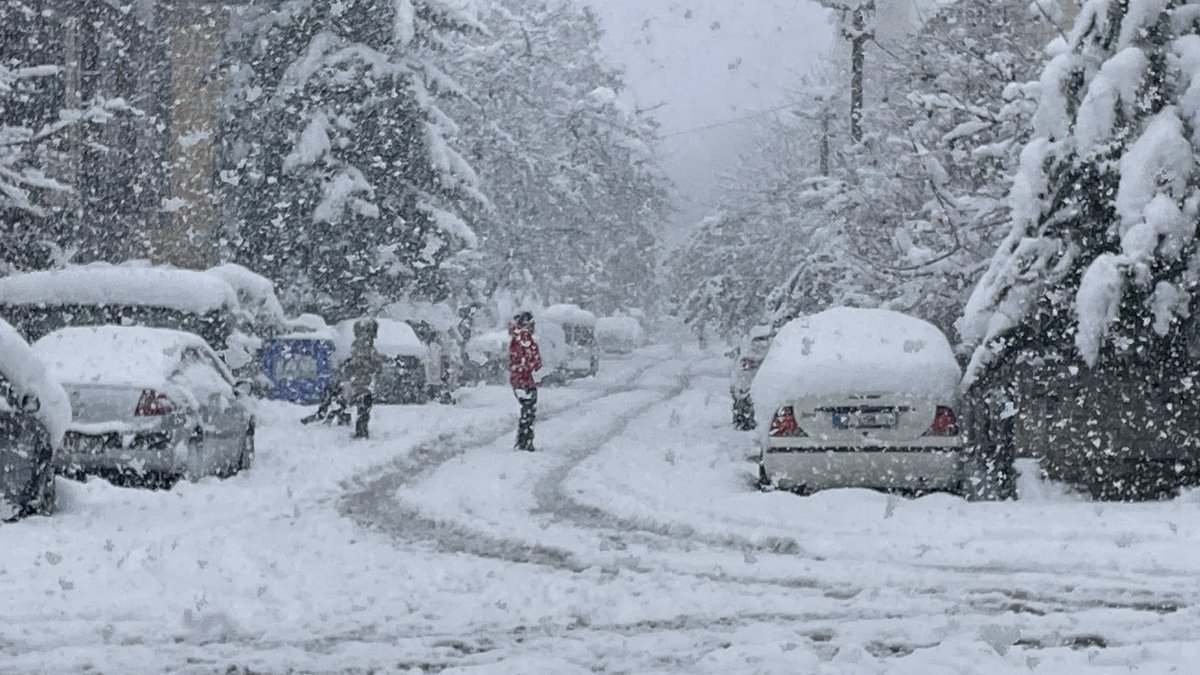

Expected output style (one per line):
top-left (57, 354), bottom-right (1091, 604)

top-left (791, 393), bottom-right (940, 445)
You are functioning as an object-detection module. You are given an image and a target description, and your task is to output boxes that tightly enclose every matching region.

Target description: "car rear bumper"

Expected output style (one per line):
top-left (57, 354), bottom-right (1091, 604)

top-left (56, 429), bottom-right (187, 475)
top-left (761, 446), bottom-right (965, 492)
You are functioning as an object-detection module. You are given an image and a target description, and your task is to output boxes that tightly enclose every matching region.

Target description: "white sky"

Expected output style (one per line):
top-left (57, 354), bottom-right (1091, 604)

top-left (584, 0), bottom-right (837, 244)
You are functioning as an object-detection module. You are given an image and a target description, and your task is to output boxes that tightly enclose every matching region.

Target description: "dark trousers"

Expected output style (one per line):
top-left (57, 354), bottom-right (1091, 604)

top-left (354, 392), bottom-right (373, 439)
top-left (514, 387), bottom-right (537, 450)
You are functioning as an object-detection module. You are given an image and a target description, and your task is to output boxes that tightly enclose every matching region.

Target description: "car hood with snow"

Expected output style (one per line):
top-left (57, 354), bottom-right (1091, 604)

top-left (751, 308), bottom-right (962, 435)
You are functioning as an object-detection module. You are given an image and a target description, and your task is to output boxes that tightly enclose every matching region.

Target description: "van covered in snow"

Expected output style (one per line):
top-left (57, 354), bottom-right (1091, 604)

top-left (540, 304), bottom-right (599, 379)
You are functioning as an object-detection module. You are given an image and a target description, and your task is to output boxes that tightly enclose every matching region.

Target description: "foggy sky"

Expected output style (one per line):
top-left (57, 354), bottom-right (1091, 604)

top-left (584, 0), bottom-right (836, 246)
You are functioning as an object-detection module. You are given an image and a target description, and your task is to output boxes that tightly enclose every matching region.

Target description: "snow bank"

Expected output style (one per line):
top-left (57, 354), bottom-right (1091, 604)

top-left (542, 303), bottom-right (596, 327)
top-left (752, 308), bottom-right (960, 419)
top-left (0, 263), bottom-right (238, 315)
top-left (0, 319), bottom-right (69, 447)
top-left (32, 326), bottom-right (209, 391)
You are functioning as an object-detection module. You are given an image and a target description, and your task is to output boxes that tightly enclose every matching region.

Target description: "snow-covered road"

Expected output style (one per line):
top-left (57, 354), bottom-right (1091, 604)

top-left (4, 345), bottom-right (1200, 673)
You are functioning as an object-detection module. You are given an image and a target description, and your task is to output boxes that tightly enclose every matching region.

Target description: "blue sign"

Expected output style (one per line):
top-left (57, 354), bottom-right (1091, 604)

top-left (261, 337), bottom-right (335, 404)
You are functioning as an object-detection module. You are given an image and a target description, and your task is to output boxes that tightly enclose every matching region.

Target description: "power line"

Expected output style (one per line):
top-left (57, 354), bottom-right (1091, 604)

top-left (660, 99), bottom-right (815, 138)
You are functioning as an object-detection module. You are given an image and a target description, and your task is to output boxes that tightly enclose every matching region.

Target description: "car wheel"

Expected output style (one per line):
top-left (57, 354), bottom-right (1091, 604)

top-left (757, 464), bottom-right (775, 492)
top-left (35, 470), bottom-right (57, 516)
top-left (238, 422), bottom-right (255, 473)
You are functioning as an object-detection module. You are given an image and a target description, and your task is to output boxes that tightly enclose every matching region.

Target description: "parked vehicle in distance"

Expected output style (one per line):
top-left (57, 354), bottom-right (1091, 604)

top-left (596, 316), bottom-right (646, 354)
top-left (541, 304), bottom-right (599, 379)
top-left (335, 318), bottom-right (430, 404)
top-left (0, 319), bottom-right (70, 520)
top-left (0, 262), bottom-right (242, 362)
top-left (465, 330), bottom-right (510, 385)
top-left (385, 300), bottom-right (465, 403)
top-left (753, 308), bottom-right (1009, 499)
top-left (31, 326), bottom-right (255, 487)
top-left (730, 325), bottom-right (773, 430)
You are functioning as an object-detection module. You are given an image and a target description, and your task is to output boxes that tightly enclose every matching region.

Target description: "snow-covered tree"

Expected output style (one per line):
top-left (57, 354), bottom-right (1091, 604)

top-left (217, 0), bottom-right (483, 318)
top-left (451, 0), bottom-right (669, 314)
top-left (960, 0), bottom-right (1200, 498)
top-left (0, 2), bottom-right (133, 273)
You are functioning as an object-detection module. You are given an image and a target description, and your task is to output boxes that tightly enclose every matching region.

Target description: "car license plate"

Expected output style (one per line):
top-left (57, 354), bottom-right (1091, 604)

top-left (832, 411), bottom-right (898, 429)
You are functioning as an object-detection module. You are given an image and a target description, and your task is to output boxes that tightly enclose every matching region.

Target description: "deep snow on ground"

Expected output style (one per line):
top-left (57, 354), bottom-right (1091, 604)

top-left (3, 344), bottom-right (1200, 673)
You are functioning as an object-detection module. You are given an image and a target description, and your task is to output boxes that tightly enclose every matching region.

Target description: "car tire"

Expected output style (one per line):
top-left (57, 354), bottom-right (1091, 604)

top-left (238, 422), bottom-right (255, 473)
top-left (757, 464), bottom-right (775, 492)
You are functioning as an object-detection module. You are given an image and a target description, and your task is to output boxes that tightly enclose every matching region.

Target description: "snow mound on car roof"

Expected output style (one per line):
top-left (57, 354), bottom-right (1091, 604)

top-left (751, 308), bottom-right (961, 420)
top-left (206, 263), bottom-right (287, 330)
top-left (333, 319), bottom-right (427, 360)
top-left (0, 262), bottom-right (238, 314)
top-left (0, 319), bottom-right (71, 447)
top-left (32, 326), bottom-right (210, 390)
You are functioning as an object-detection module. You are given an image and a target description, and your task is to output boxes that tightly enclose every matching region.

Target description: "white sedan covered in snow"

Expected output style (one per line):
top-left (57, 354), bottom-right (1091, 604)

top-left (753, 308), bottom-right (999, 497)
top-left (32, 326), bottom-right (255, 486)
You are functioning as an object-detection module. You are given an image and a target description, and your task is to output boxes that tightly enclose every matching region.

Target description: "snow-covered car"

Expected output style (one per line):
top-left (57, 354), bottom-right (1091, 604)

top-left (753, 308), bottom-right (1003, 498)
top-left (730, 324), bottom-right (773, 430)
top-left (541, 304), bottom-right (599, 379)
top-left (0, 262), bottom-right (243, 364)
top-left (335, 318), bottom-right (431, 404)
top-left (0, 319), bottom-right (70, 520)
top-left (32, 326), bottom-right (255, 487)
top-left (596, 316), bottom-right (646, 354)
top-left (385, 300), bottom-right (465, 402)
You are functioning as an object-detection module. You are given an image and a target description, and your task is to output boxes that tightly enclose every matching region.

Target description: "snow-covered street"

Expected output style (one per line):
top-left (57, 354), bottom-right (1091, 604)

top-left (2, 345), bottom-right (1199, 673)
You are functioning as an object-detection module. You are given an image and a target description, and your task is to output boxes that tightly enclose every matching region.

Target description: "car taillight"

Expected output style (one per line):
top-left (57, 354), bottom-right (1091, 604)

top-left (135, 389), bottom-right (176, 416)
top-left (924, 406), bottom-right (960, 436)
top-left (769, 405), bottom-right (806, 437)
top-left (739, 358), bottom-right (761, 371)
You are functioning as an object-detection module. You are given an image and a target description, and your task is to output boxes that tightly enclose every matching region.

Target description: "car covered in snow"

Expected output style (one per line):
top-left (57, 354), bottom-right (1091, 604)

top-left (0, 319), bottom-right (70, 520)
top-left (32, 326), bottom-right (255, 487)
top-left (730, 324), bottom-right (773, 430)
top-left (753, 308), bottom-right (1005, 498)
top-left (540, 304), bottom-right (599, 379)
top-left (596, 316), bottom-right (646, 354)
top-left (0, 262), bottom-right (243, 364)
top-left (335, 318), bottom-right (432, 404)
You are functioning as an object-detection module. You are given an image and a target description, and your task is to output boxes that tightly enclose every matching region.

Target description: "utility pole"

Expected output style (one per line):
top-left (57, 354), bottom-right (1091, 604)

top-left (820, 0), bottom-right (875, 144)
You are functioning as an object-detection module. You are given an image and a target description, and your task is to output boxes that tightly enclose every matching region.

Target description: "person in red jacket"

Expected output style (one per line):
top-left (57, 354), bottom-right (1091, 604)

top-left (509, 311), bottom-right (543, 451)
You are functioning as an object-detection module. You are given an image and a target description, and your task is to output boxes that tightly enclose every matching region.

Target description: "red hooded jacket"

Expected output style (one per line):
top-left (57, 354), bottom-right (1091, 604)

top-left (509, 324), bottom-right (542, 388)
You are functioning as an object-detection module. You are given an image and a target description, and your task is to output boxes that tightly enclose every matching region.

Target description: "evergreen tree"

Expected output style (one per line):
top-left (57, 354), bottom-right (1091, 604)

top-left (960, 0), bottom-right (1200, 498)
top-left (217, 0), bottom-right (482, 318)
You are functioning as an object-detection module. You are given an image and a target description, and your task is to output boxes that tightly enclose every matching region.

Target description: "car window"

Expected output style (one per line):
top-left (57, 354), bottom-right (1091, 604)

top-left (177, 345), bottom-right (234, 396)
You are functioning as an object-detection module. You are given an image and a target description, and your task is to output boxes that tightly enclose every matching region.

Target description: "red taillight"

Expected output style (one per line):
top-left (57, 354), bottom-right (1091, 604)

top-left (924, 406), bottom-right (960, 436)
top-left (769, 406), bottom-right (806, 437)
top-left (739, 358), bottom-right (761, 371)
top-left (135, 389), bottom-right (176, 416)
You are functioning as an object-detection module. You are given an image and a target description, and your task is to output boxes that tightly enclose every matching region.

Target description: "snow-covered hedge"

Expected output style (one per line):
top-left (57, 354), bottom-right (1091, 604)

top-left (0, 262), bottom-right (238, 315)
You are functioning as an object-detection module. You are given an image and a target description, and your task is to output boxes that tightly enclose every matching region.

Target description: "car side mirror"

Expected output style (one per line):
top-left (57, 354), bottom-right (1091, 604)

top-left (233, 381), bottom-right (254, 398)
top-left (20, 394), bottom-right (40, 413)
